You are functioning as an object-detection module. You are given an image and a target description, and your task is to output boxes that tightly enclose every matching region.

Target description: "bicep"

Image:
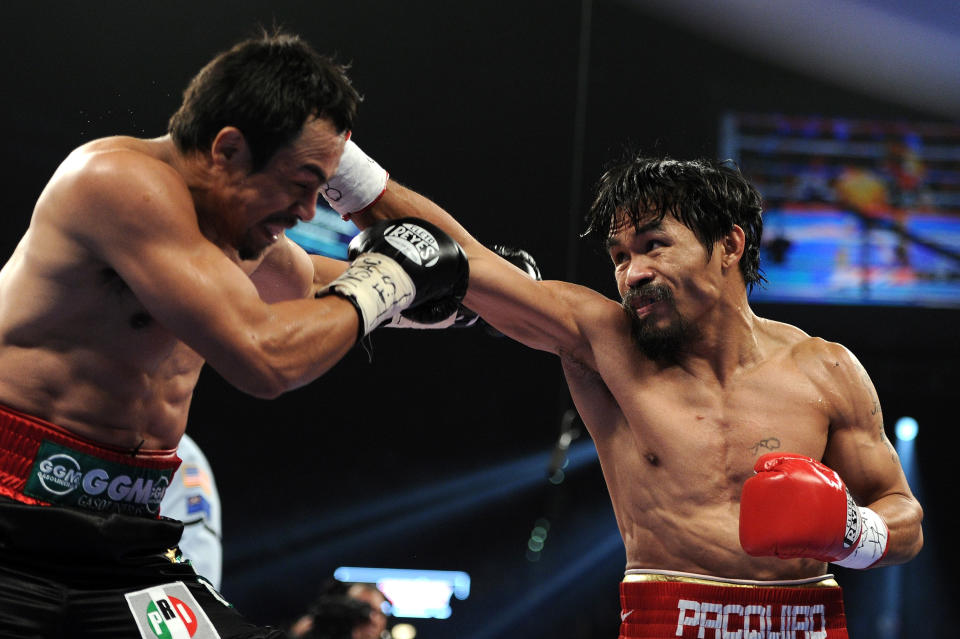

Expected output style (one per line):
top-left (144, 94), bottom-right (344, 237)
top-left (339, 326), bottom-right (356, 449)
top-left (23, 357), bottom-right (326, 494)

top-left (821, 345), bottom-right (912, 506)
top-left (249, 238), bottom-right (343, 302)
top-left (356, 179), bottom-right (614, 366)
top-left (71, 162), bottom-right (278, 367)
top-left (108, 224), bottom-right (277, 361)
top-left (464, 245), bottom-right (608, 366)
top-left (309, 253), bottom-right (349, 290)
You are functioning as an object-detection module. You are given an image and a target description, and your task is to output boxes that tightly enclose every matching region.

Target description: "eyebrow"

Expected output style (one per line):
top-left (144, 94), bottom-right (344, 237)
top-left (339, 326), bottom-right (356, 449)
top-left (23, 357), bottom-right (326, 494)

top-left (301, 164), bottom-right (328, 182)
top-left (604, 219), bottom-right (664, 250)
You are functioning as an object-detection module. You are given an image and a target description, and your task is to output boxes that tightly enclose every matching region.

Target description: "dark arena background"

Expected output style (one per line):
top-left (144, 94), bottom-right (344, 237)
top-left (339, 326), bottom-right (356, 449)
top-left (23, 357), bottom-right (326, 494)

top-left (2, 1), bottom-right (957, 637)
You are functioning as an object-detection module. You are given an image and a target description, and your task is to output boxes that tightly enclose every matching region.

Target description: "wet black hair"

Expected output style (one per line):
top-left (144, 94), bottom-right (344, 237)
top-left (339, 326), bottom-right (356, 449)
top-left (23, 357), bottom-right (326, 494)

top-left (169, 29), bottom-right (361, 171)
top-left (585, 154), bottom-right (766, 290)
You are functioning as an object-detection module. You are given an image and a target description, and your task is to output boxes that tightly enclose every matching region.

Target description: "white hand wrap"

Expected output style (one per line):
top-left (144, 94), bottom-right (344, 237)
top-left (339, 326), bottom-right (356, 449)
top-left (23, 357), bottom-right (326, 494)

top-left (385, 313), bottom-right (460, 329)
top-left (322, 139), bottom-right (388, 219)
top-left (832, 506), bottom-right (889, 569)
top-left (318, 253), bottom-right (416, 337)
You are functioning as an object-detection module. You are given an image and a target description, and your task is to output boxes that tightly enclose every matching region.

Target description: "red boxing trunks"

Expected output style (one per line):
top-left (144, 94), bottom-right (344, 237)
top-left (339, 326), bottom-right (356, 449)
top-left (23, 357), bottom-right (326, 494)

top-left (0, 403), bottom-right (180, 517)
top-left (619, 570), bottom-right (848, 639)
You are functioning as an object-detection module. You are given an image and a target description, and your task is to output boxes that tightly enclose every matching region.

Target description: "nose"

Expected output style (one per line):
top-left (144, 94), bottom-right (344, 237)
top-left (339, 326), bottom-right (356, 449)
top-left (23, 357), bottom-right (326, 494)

top-left (294, 190), bottom-right (319, 222)
top-left (624, 254), bottom-right (655, 289)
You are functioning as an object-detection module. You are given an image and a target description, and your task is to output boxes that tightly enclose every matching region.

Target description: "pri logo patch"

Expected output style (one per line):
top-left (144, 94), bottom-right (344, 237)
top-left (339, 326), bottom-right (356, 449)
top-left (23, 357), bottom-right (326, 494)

top-left (125, 582), bottom-right (221, 639)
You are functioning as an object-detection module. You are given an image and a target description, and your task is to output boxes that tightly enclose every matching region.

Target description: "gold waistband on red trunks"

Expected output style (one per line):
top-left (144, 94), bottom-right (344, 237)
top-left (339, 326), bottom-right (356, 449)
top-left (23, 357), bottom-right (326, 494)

top-left (0, 403), bottom-right (180, 517)
top-left (623, 569), bottom-right (838, 588)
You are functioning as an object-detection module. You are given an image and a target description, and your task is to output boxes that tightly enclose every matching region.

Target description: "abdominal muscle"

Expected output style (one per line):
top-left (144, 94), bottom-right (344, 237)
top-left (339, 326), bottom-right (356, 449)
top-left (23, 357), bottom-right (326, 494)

top-left (612, 480), bottom-right (825, 581)
top-left (0, 337), bottom-right (204, 452)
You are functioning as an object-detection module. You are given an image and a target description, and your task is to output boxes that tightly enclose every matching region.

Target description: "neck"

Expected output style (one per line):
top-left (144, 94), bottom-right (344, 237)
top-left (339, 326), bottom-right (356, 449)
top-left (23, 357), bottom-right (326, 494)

top-left (161, 138), bottom-right (236, 253)
top-left (677, 288), bottom-right (761, 385)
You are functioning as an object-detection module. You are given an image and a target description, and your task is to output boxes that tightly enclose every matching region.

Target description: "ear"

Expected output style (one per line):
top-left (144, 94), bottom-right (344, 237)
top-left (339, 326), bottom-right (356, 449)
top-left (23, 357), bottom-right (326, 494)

top-left (210, 127), bottom-right (252, 172)
top-left (720, 224), bottom-right (746, 270)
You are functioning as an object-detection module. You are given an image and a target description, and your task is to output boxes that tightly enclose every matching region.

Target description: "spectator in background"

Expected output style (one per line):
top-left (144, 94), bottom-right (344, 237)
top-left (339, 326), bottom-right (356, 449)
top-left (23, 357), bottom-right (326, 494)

top-left (290, 579), bottom-right (390, 639)
top-left (161, 432), bottom-right (223, 590)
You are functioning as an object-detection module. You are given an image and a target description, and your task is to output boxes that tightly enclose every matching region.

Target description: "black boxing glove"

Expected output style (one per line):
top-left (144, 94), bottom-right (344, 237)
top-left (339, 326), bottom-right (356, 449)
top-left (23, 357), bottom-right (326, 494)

top-left (316, 218), bottom-right (469, 338)
top-left (385, 244), bottom-right (541, 330)
top-left (489, 245), bottom-right (542, 280)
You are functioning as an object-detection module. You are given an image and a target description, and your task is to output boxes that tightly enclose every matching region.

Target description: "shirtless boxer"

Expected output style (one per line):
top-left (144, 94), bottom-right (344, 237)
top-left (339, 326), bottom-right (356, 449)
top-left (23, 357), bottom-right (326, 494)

top-left (0, 33), bottom-right (467, 638)
top-left (320, 143), bottom-right (924, 638)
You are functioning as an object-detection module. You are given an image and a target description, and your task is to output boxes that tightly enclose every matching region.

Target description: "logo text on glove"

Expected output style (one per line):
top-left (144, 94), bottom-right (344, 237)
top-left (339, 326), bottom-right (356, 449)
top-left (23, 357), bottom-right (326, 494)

top-left (384, 223), bottom-right (440, 267)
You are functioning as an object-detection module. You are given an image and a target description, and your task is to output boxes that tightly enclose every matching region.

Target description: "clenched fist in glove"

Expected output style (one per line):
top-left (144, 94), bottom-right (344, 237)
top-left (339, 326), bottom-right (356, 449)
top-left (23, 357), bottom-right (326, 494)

top-left (739, 453), bottom-right (889, 569)
top-left (316, 218), bottom-right (469, 338)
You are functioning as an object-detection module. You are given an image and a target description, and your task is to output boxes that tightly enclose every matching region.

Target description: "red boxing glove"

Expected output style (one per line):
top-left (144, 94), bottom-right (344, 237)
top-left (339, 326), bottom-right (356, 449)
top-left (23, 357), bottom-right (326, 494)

top-left (739, 453), bottom-right (888, 569)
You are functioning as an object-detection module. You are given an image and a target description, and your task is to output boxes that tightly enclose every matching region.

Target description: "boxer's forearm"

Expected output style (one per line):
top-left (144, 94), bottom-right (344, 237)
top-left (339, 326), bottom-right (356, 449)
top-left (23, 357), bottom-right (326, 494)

top-left (867, 492), bottom-right (923, 566)
top-left (354, 180), bottom-right (482, 254)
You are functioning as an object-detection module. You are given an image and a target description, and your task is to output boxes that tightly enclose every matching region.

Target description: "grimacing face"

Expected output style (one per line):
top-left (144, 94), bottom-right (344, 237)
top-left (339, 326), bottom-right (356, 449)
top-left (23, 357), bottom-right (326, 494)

top-left (608, 214), bottom-right (726, 359)
top-left (232, 117), bottom-right (346, 260)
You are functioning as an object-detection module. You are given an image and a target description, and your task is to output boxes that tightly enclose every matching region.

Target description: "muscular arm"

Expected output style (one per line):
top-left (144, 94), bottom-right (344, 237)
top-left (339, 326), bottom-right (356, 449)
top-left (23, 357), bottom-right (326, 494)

top-left (62, 150), bottom-right (360, 398)
top-left (817, 342), bottom-right (923, 566)
top-left (249, 237), bottom-right (348, 303)
top-left (352, 180), bottom-right (606, 367)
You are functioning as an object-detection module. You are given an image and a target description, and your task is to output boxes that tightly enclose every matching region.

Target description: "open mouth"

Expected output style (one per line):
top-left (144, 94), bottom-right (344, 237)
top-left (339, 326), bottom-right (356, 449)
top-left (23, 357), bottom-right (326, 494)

top-left (263, 223), bottom-right (287, 241)
top-left (260, 215), bottom-right (298, 242)
top-left (624, 285), bottom-right (672, 319)
top-left (632, 298), bottom-right (661, 317)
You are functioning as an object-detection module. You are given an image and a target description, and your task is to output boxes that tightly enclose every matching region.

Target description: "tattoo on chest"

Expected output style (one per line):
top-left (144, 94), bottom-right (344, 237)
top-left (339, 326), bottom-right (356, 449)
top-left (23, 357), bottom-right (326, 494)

top-left (749, 437), bottom-right (781, 455)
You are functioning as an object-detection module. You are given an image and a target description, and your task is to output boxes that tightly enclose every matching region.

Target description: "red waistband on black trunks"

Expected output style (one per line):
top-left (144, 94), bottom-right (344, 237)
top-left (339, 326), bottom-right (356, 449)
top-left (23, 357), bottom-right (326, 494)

top-left (619, 571), bottom-right (848, 639)
top-left (0, 403), bottom-right (181, 517)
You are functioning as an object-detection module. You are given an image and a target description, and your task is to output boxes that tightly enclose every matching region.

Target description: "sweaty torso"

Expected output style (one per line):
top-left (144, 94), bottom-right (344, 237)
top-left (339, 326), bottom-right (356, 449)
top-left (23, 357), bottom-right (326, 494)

top-left (563, 310), bottom-right (834, 581)
top-left (0, 137), bottom-right (302, 451)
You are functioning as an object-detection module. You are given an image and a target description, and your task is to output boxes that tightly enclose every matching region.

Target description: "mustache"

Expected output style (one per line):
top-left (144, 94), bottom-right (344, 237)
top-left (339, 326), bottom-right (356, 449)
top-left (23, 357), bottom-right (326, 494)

top-left (622, 283), bottom-right (673, 309)
top-left (263, 213), bottom-right (299, 228)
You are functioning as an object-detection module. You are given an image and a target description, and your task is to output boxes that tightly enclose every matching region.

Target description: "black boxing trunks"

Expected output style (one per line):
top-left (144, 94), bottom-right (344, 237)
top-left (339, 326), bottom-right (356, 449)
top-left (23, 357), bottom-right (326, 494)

top-left (619, 570), bottom-right (848, 639)
top-left (0, 404), bottom-right (286, 638)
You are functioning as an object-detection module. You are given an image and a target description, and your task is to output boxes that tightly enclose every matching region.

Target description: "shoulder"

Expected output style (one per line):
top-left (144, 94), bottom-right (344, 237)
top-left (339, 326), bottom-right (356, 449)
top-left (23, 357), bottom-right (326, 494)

top-left (43, 138), bottom-right (200, 252)
top-left (754, 318), bottom-right (865, 389)
top-left (777, 326), bottom-right (877, 425)
top-left (551, 280), bottom-right (628, 364)
top-left (755, 317), bottom-right (844, 371)
top-left (53, 137), bottom-right (191, 214)
top-left (786, 331), bottom-right (864, 386)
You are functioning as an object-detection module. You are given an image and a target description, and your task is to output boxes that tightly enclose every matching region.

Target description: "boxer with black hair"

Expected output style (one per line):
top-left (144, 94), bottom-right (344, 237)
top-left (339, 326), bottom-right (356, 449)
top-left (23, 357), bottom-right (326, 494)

top-left (321, 140), bottom-right (923, 639)
top-left (0, 32), bottom-right (466, 638)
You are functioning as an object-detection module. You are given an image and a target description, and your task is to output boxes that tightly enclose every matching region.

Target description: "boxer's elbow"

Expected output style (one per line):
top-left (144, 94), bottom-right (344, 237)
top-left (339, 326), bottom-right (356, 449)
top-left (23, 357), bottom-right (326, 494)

top-left (239, 374), bottom-right (290, 400)
top-left (899, 499), bottom-right (925, 562)
top-left (223, 361), bottom-right (291, 399)
top-left (213, 336), bottom-right (301, 400)
top-left (878, 494), bottom-right (925, 566)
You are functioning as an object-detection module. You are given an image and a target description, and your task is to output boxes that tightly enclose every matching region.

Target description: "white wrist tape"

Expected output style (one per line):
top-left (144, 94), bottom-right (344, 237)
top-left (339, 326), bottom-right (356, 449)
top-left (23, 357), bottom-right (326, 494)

top-left (319, 252), bottom-right (416, 336)
top-left (833, 507), bottom-right (889, 569)
top-left (385, 311), bottom-right (459, 330)
top-left (322, 139), bottom-right (388, 219)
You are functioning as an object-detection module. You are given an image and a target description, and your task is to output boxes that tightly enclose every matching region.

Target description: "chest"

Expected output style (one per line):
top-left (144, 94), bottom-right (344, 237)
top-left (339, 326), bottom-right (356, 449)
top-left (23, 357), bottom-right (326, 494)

top-left (580, 359), bottom-right (831, 487)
